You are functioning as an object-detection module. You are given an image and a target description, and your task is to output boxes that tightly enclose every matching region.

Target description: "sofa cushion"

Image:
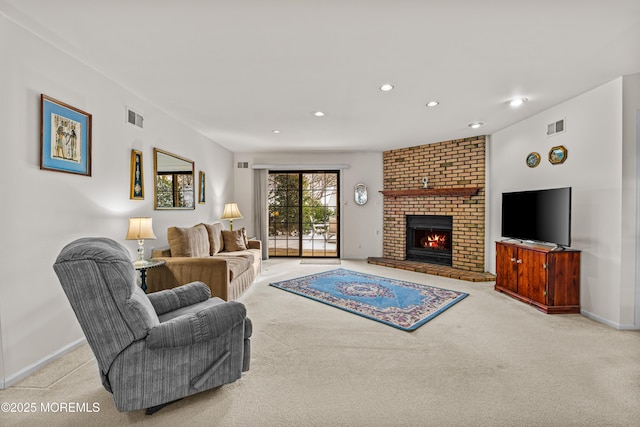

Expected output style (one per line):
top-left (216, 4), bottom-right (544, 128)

top-left (167, 224), bottom-right (210, 257)
top-left (218, 255), bottom-right (252, 281)
top-left (222, 228), bottom-right (248, 251)
top-left (202, 222), bottom-right (225, 255)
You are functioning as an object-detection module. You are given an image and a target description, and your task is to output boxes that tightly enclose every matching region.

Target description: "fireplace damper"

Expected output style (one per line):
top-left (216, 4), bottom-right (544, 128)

top-left (406, 215), bottom-right (453, 266)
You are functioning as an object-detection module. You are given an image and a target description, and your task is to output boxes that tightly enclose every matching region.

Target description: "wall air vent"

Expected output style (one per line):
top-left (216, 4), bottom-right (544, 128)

top-left (127, 108), bottom-right (144, 128)
top-left (546, 118), bottom-right (565, 137)
top-left (237, 162), bottom-right (249, 169)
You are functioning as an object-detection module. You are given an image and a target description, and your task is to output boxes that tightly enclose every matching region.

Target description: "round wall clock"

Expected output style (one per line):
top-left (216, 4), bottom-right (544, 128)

top-left (526, 152), bottom-right (541, 168)
top-left (354, 183), bottom-right (368, 205)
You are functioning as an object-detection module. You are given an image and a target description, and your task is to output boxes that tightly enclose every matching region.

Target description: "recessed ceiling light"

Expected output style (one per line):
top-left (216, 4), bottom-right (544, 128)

top-left (509, 98), bottom-right (528, 107)
top-left (272, 129), bottom-right (281, 134)
top-left (468, 122), bottom-right (485, 129)
top-left (426, 101), bottom-right (439, 107)
top-left (314, 111), bottom-right (325, 117)
top-left (380, 84), bottom-right (394, 92)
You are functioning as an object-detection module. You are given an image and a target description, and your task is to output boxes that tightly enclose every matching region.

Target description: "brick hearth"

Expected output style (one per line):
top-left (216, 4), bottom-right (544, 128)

top-left (378, 136), bottom-right (487, 273)
top-left (367, 257), bottom-right (495, 282)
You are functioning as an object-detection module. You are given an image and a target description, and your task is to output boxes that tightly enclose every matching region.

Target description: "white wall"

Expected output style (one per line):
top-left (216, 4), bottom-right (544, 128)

top-left (489, 77), bottom-right (638, 329)
top-left (0, 16), bottom-right (235, 387)
top-left (233, 151), bottom-right (384, 259)
top-left (622, 73), bottom-right (640, 327)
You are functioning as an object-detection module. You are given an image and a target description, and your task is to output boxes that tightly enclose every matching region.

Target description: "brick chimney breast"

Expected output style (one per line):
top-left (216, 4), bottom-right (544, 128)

top-left (381, 137), bottom-right (486, 272)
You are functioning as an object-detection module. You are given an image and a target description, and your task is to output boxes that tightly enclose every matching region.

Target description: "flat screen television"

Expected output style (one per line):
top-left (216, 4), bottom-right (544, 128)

top-left (501, 187), bottom-right (572, 247)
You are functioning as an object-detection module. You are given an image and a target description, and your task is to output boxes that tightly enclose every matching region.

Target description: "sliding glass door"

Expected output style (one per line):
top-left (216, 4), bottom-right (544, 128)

top-left (268, 171), bottom-right (339, 257)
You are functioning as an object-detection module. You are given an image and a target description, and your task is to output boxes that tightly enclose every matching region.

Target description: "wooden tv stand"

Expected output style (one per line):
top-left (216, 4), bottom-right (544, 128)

top-left (495, 241), bottom-right (580, 314)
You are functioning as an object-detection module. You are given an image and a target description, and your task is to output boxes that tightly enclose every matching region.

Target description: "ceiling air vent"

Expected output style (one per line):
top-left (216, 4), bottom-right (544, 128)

top-left (546, 118), bottom-right (565, 137)
top-left (127, 108), bottom-right (144, 128)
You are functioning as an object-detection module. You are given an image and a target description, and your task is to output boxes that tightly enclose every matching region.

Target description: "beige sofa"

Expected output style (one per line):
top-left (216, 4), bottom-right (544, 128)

top-left (146, 222), bottom-right (261, 301)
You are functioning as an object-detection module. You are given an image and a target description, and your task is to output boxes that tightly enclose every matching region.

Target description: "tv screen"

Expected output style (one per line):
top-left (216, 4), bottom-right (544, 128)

top-left (501, 187), bottom-right (572, 247)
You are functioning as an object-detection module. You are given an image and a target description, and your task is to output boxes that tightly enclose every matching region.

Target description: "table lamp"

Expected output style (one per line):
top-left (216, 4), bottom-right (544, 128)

top-left (125, 217), bottom-right (157, 266)
top-left (221, 203), bottom-right (243, 231)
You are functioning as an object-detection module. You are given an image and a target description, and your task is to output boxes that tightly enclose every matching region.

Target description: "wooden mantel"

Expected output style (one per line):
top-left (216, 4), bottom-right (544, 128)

top-left (379, 187), bottom-right (481, 198)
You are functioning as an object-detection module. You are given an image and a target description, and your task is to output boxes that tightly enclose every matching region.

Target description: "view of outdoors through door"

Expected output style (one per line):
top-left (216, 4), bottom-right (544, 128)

top-left (268, 171), bottom-right (339, 257)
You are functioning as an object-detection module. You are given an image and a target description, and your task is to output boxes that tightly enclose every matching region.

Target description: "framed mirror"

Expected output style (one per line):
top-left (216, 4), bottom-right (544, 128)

top-left (153, 148), bottom-right (195, 209)
top-left (354, 183), bottom-right (368, 206)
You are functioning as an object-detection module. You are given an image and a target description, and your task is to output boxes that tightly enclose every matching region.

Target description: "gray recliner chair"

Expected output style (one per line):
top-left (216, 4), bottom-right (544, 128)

top-left (53, 237), bottom-right (251, 413)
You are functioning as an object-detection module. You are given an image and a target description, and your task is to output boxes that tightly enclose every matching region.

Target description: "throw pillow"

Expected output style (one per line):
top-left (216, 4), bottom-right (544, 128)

top-left (202, 222), bottom-right (225, 255)
top-left (240, 227), bottom-right (249, 246)
top-left (167, 224), bottom-right (210, 257)
top-left (221, 228), bottom-right (248, 251)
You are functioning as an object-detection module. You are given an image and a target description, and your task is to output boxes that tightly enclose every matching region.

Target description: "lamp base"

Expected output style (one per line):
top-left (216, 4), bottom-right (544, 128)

top-left (134, 239), bottom-right (147, 266)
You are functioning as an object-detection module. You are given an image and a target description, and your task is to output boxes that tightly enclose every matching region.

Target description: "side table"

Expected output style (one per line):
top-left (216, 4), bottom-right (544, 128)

top-left (133, 259), bottom-right (166, 292)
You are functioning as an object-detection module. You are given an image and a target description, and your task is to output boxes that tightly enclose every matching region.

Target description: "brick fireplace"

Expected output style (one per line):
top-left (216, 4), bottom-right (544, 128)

top-left (376, 136), bottom-right (486, 273)
top-left (406, 215), bottom-right (453, 265)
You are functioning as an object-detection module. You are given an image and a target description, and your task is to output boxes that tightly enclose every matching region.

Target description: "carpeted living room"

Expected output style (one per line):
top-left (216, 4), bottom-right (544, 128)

top-left (4, 258), bottom-right (640, 426)
top-left (2, 1), bottom-right (640, 426)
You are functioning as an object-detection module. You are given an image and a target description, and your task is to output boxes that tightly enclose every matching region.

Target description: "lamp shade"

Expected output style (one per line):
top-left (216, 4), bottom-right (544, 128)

top-left (221, 203), bottom-right (243, 220)
top-left (125, 217), bottom-right (157, 240)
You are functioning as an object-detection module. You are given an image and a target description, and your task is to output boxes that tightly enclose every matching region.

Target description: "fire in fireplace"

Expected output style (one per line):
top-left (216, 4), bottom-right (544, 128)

top-left (406, 215), bottom-right (453, 266)
top-left (416, 230), bottom-right (451, 250)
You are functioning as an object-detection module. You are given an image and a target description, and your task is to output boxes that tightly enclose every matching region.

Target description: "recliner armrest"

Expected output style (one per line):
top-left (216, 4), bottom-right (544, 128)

top-left (146, 301), bottom-right (247, 348)
top-left (146, 281), bottom-right (211, 315)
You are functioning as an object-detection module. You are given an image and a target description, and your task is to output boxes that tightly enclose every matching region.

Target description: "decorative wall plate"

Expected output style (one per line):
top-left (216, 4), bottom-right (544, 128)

top-left (354, 183), bottom-right (368, 205)
top-left (549, 145), bottom-right (567, 165)
top-left (526, 152), bottom-right (541, 168)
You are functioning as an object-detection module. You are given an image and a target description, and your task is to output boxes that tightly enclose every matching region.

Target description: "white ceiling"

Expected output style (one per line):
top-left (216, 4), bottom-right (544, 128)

top-left (3, 0), bottom-right (640, 152)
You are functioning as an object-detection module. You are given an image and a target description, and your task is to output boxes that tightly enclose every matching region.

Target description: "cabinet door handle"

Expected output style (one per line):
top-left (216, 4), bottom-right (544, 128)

top-left (516, 259), bottom-right (523, 264)
top-left (510, 258), bottom-right (517, 262)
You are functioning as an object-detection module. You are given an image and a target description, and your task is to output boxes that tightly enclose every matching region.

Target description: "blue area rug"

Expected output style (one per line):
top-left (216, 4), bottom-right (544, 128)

top-left (269, 268), bottom-right (468, 331)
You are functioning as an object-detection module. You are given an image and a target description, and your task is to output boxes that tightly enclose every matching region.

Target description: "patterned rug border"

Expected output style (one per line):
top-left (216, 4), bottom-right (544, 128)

top-left (269, 268), bottom-right (468, 331)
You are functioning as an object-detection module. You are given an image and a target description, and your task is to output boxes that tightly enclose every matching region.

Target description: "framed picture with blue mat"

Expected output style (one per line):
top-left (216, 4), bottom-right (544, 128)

top-left (270, 268), bottom-right (468, 331)
top-left (40, 94), bottom-right (92, 176)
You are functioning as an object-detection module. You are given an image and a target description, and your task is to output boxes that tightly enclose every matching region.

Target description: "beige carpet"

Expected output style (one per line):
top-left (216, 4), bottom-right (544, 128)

top-left (299, 258), bottom-right (341, 265)
top-left (2, 258), bottom-right (639, 426)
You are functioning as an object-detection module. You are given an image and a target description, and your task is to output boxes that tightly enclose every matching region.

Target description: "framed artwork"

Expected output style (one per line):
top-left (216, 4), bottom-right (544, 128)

top-left (199, 171), bottom-right (206, 204)
top-left (526, 152), bottom-right (541, 168)
top-left (40, 95), bottom-right (92, 176)
top-left (549, 145), bottom-right (568, 165)
top-left (130, 149), bottom-right (144, 200)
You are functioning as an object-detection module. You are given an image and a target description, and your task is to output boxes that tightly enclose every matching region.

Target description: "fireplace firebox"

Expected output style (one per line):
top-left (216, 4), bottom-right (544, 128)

top-left (406, 215), bottom-right (453, 266)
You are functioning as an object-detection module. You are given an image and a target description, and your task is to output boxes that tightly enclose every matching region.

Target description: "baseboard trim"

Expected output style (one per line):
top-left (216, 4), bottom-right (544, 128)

top-left (580, 309), bottom-right (640, 330)
top-left (1, 337), bottom-right (87, 389)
